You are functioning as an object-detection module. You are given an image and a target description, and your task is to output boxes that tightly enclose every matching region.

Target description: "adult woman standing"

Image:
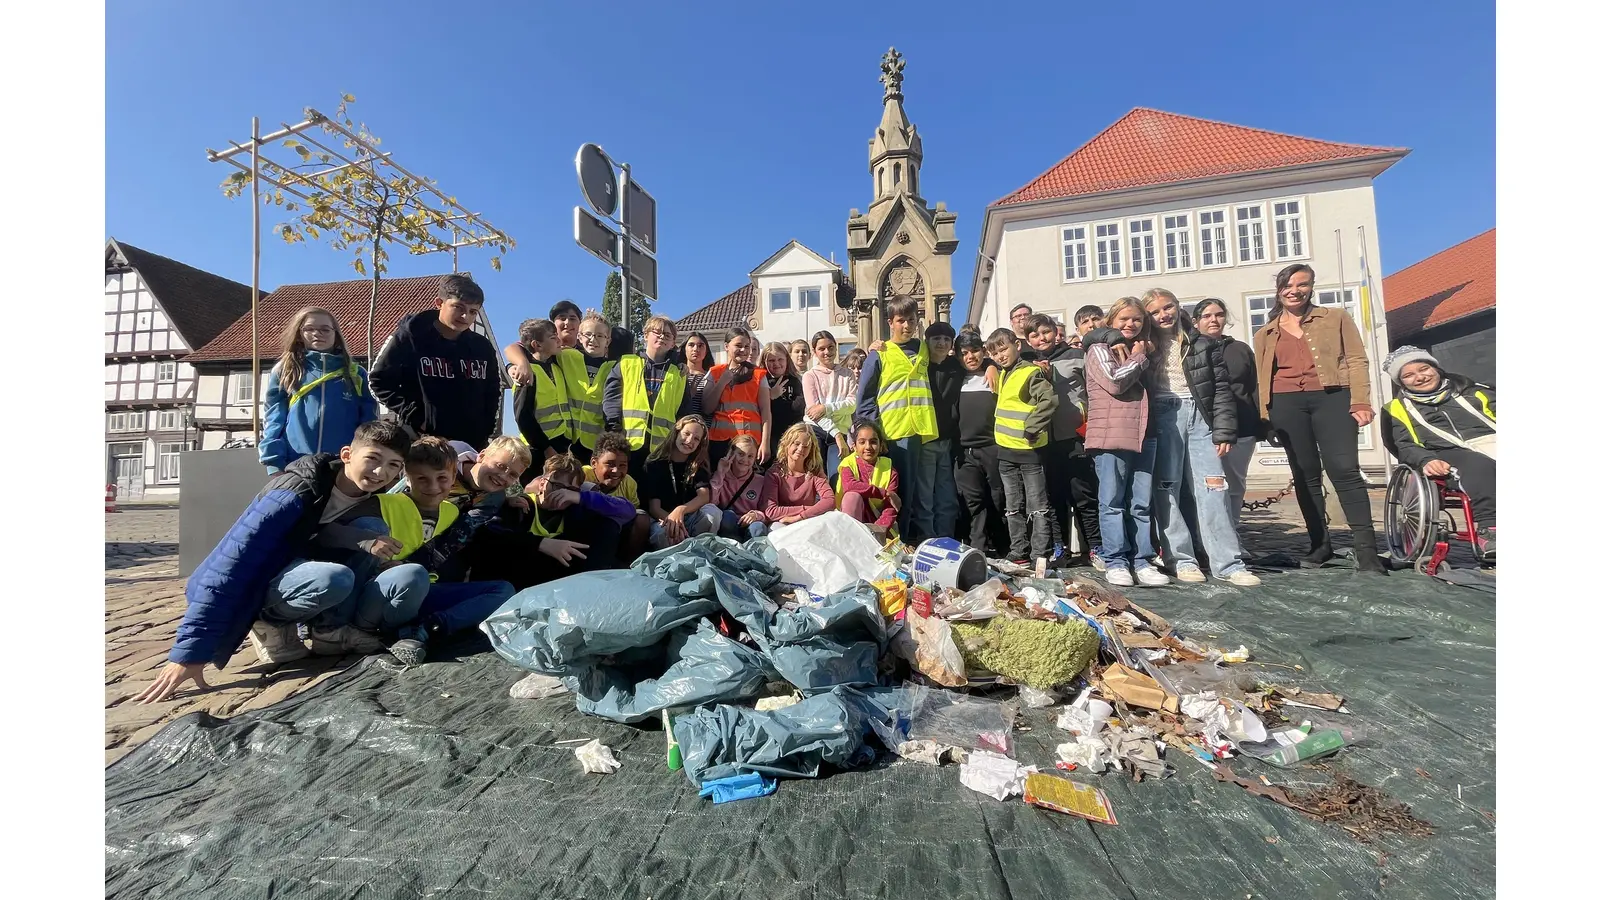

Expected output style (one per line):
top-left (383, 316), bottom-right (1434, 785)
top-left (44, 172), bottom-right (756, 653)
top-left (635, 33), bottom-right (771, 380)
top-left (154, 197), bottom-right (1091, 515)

top-left (1140, 290), bottom-right (1258, 586)
top-left (680, 332), bottom-right (713, 419)
top-left (761, 342), bottom-right (807, 465)
top-left (1253, 264), bottom-right (1384, 573)
top-left (1192, 298), bottom-right (1267, 534)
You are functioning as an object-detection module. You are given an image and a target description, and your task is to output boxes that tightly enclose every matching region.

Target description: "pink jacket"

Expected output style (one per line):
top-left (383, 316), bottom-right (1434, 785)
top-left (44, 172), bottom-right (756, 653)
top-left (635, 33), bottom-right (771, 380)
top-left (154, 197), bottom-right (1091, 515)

top-left (711, 466), bottom-right (765, 517)
top-left (1084, 341), bottom-right (1150, 453)
top-left (838, 458), bottom-right (899, 529)
top-left (763, 471), bottom-right (835, 521)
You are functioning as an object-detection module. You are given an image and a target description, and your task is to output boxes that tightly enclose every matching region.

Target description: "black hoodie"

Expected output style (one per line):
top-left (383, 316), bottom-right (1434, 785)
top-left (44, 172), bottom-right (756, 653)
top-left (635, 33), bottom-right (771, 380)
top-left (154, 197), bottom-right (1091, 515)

top-left (369, 309), bottom-right (502, 450)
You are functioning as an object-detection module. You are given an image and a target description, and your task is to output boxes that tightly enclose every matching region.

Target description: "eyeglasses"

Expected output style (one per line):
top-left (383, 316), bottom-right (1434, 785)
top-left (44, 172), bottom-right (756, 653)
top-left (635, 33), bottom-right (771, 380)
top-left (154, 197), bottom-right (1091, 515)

top-left (579, 331), bottom-right (608, 340)
top-left (301, 326), bottom-right (335, 335)
top-left (646, 327), bottom-right (672, 338)
top-left (481, 458), bottom-right (521, 480)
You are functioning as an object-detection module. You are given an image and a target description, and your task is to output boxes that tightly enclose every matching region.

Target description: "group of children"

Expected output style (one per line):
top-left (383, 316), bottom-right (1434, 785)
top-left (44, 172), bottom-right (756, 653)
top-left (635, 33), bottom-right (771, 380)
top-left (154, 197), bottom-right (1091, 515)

top-left (144, 273), bottom-right (1285, 705)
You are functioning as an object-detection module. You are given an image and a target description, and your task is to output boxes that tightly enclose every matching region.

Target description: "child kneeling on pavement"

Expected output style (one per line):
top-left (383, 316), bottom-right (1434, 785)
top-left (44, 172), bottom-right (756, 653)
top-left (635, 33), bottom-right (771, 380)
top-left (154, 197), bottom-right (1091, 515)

top-left (139, 420), bottom-right (418, 704)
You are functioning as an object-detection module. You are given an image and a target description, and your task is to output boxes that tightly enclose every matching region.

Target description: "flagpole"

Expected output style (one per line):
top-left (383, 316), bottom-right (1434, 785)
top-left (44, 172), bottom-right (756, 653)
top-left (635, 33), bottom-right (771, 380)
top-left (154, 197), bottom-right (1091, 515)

top-left (1357, 225), bottom-right (1392, 482)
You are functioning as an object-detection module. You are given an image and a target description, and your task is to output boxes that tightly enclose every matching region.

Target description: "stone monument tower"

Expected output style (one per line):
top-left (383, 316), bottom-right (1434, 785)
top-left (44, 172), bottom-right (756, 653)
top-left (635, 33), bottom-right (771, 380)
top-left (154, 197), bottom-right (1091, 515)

top-left (844, 47), bottom-right (959, 344)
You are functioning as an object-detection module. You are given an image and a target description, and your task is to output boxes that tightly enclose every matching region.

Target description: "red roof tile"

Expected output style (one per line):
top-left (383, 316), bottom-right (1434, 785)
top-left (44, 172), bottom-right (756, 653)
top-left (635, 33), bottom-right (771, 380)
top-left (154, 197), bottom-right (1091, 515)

top-left (675, 283), bottom-right (756, 334)
top-left (995, 108), bottom-right (1406, 206)
top-left (185, 273), bottom-right (461, 363)
top-left (1382, 228), bottom-right (1495, 340)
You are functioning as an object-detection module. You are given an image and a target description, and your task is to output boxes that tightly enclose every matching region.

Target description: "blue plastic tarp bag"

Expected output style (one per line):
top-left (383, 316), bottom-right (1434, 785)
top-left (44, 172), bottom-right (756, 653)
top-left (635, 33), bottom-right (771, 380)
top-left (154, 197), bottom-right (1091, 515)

top-left (570, 619), bottom-right (774, 723)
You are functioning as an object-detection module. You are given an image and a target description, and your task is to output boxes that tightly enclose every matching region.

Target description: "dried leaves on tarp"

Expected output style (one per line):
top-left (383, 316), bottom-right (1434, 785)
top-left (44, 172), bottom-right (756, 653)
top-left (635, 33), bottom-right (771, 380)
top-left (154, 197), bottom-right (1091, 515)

top-left (1212, 765), bottom-right (1434, 842)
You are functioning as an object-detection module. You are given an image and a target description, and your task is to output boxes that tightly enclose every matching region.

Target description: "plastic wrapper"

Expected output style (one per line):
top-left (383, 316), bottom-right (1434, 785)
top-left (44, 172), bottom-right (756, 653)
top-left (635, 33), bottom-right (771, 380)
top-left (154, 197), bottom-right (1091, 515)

top-left (574, 740), bottom-right (620, 774)
top-left (903, 684), bottom-right (1016, 756)
top-left (1160, 660), bottom-right (1257, 698)
top-left (1018, 686), bottom-right (1059, 708)
top-left (508, 672), bottom-right (570, 700)
top-left (904, 608), bottom-right (968, 687)
top-left (932, 577), bottom-right (1005, 621)
top-left (766, 511), bottom-right (892, 595)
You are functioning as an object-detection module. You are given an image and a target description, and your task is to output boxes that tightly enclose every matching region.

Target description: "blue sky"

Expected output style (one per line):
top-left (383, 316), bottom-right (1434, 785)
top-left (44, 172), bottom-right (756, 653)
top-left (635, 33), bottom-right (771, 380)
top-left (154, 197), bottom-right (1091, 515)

top-left (107, 0), bottom-right (1494, 333)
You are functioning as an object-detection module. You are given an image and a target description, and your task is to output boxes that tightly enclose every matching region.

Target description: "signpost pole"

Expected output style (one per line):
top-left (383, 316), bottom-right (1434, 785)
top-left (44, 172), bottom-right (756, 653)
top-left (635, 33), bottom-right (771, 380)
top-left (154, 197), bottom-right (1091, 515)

top-left (617, 162), bottom-right (632, 331)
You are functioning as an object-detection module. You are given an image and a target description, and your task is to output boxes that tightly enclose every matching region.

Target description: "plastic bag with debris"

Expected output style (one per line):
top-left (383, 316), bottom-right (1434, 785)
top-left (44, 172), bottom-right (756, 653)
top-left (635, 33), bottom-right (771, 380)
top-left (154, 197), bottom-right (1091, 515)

top-left (899, 607), bottom-right (968, 687)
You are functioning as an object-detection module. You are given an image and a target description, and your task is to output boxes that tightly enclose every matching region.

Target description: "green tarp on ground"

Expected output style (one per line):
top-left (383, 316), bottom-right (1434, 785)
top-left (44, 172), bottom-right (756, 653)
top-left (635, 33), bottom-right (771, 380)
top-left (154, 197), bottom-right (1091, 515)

top-left (105, 564), bottom-right (1494, 900)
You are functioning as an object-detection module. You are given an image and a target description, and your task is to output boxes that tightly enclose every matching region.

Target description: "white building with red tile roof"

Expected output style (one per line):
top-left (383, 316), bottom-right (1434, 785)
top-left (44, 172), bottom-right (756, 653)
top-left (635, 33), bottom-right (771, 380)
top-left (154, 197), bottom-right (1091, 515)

top-left (967, 108), bottom-right (1411, 480)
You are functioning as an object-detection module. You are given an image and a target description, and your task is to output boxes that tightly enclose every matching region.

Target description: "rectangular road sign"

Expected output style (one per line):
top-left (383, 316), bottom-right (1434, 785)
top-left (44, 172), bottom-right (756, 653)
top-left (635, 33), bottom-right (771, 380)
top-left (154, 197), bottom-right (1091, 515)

top-left (624, 180), bottom-right (657, 255)
top-left (625, 242), bottom-right (658, 300)
top-left (574, 206), bottom-right (620, 266)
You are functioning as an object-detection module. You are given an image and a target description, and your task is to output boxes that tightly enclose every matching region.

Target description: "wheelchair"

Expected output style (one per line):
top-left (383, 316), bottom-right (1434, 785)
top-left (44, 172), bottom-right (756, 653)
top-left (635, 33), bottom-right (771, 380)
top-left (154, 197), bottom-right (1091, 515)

top-left (1383, 463), bottom-right (1487, 575)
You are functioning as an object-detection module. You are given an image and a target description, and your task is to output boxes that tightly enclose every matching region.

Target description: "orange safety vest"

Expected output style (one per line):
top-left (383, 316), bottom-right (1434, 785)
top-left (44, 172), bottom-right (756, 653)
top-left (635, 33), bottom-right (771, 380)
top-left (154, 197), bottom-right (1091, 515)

top-left (708, 364), bottom-right (766, 442)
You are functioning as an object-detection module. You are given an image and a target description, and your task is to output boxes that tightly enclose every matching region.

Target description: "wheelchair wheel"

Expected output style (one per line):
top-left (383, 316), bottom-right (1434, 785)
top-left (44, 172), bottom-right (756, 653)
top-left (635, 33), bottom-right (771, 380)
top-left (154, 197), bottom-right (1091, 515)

top-left (1384, 466), bottom-right (1439, 565)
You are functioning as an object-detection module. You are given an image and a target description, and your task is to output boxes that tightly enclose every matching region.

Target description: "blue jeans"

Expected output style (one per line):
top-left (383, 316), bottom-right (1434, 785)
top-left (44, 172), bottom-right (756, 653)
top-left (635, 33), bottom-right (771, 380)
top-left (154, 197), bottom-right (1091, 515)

top-left (261, 560), bottom-right (357, 626)
top-left (885, 434), bottom-right (923, 540)
top-left (351, 563), bottom-right (433, 632)
top-left (650, 504), bottom-right (722, 549)
top-left (1092, 444), bottom-right (1157, 570)
top-left (719, 507), bottom-right (769, 540)
top-left (1150, 397), bottom-right (1246, 577)
top-left (823, 440), bottom-right (842, 481)
top-left (418, 580), bottom-right (516, 635)
top-left (916, 438), bottom-right (959, 539)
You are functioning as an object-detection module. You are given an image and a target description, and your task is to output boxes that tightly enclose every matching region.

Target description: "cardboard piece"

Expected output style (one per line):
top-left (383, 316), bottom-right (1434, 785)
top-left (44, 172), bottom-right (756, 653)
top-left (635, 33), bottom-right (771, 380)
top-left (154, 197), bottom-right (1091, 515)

top-left (1098, 663), bottom-right (1180, 713)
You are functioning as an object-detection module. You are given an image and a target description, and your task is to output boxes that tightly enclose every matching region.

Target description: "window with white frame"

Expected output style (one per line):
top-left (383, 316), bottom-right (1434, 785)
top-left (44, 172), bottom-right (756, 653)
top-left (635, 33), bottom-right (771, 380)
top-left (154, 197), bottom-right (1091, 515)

top-left (1061, 226), bottom-right (1091, 281)
top-left (157, 361), bottom-right (177, 382)
top-left (1272, 199), bottom-right (1306, 260)
top-left (1246, 293), bottom-right (1276, 335)
top-left (1235, 204), bottom-right (1267, 263)
top-left (1094, 223), bottom-right (1123, 278)
top-left (156, 410), bottom-right (181, 430)
top-left (158, 442), bottom-right (185, 482)
top-left (107, 411), bottom-right (147, 433)
top-left (1162, 213), bottom-right (1193, 271)
top-left (234, 373), bottom-right (254, 404)
top-left (1198, 209), bottom-right (1230, 267)
top-left (1127, 218), bottom-right (1158, 275)
top-left (769, 289), bottom-right (791, 312)
top-left (799, 287), bottom-right (822, 309)
top-left (1316, 286), bottom-right (1363, 331)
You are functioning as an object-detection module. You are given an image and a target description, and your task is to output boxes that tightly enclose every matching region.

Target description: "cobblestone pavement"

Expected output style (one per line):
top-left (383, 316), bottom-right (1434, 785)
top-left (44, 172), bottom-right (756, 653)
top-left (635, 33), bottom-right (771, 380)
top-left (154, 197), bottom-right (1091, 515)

top-left (104, 505), bottom-right (358, 766)
top-left (104, 486), bottom-right (1469, 765)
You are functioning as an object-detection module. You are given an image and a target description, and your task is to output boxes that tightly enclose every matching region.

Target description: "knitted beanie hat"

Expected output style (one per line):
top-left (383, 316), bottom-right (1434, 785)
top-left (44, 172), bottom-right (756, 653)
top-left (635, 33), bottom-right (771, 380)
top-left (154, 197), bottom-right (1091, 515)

top-left (1382, 345), bottom-right (1441, 383)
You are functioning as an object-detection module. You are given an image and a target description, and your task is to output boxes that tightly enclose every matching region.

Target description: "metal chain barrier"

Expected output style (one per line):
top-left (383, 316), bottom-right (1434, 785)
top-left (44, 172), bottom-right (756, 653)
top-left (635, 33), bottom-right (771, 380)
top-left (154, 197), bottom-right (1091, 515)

top-left (1242, 482), bottom-right (1296, 511)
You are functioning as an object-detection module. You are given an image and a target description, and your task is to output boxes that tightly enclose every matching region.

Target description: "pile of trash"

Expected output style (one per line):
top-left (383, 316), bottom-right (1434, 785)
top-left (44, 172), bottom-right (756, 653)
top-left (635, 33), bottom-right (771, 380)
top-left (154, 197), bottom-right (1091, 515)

top-left (482, 511), bottom-right (1430, 838)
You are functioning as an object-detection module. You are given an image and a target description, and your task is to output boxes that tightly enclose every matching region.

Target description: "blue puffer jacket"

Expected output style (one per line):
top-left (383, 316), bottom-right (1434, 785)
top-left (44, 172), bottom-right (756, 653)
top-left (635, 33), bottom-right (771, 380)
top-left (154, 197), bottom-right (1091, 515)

top-left (172, 454), bottom-right (340, 668)
top-left (259, 351), bottom-right (378, 473)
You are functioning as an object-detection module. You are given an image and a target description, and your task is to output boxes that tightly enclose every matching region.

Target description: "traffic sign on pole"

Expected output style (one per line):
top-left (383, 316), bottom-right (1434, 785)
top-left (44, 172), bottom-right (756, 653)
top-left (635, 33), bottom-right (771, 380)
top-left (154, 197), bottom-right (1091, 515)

top-left (625, 242), bottom-right (658, 301)
top-left (624, 180), bottom-right (657, 255)
top-left (575, 143), bottom-right (618, 217)
top-left (574, 207), bottom-right (620, 266)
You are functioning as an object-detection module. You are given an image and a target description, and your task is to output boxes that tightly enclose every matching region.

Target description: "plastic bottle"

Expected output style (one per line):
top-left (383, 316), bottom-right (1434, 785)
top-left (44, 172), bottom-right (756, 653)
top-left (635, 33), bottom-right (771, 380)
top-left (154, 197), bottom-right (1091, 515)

top-left (664, 709), bottom-right (682, 770)
top-left (1260, 728), bottom-right (1346, 766)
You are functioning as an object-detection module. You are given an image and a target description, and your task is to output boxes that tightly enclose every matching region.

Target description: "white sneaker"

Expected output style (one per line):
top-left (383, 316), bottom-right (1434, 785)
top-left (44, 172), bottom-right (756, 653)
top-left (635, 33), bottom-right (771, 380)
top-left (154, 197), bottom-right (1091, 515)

top-left (1090, 550), bottom-right (1107, 572)
top-left (310, 625), bottom-right (386, 656)
top-left (1175, 565), bottom-right (1207, 584)
top-left (247, 621), bottom-right (309, 666)
top-left (1105, 567), bottom-right (1134, 587)
top-left (1225, 570), bottom-right (1262, 587)
top-left (1135, 566), bottom-right (1170, 586)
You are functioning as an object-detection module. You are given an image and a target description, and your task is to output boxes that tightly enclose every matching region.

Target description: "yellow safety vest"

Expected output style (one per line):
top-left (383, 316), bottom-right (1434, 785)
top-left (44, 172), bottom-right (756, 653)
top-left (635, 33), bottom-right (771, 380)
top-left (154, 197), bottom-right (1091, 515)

top-left (877, 341), bottom-right (937, 441)
top-left (619, 355), bottom-right (686, 454)
top-left (528, 503), bottom-right (564, 538)
top-left (556, 348), bottom-right (616, 451)
top-left (994, 365), bottom-right (1047, 450)
top-left (289, 363), bottom-right (363, 406)
top-left (517, 361), bottom-right (573, 442)
top-left (1385, 391), bottom-right (1495, 446)
top-left (835, 452), bottom-right (896, 535)
top-left (376, 493), bottom-right (460, 561)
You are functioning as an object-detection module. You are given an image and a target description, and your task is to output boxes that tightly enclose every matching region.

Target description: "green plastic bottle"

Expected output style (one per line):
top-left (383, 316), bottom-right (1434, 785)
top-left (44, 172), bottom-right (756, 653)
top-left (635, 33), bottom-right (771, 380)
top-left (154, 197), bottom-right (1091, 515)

top-left (664, 709), bottom-right (682, 771)
top-left (1262, 728), bottom-right (1346, 767)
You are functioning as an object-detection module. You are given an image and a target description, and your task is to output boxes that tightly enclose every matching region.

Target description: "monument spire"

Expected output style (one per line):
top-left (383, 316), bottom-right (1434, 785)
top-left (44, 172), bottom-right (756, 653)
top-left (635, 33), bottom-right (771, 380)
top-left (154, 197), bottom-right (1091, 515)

top-left (869, 47), bottom-right (921, 202)
top-left (879, 47), bottom-right (905, 102)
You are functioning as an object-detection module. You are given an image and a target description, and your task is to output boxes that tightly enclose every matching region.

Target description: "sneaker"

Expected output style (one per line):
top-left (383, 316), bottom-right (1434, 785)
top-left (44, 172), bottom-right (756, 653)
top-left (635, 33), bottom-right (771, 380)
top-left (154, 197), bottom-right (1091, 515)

top-left (1175, 564), bottom-right (1207, 584)
top-left (1225, 570), bottom-right (1262, 587)
top-left (1090, 549), bottom-right (1107, 572)
top-left (310, 625), bottom-right (386, 656)
top-left (1481, 528), bottom-right (1496, 562)
top-left (1105, 566), bottom-right (1135, 587)
top-left (1134, 566), bottom-right (1170, 587)
top-left (388, 625), bottom-right (429, 667)
top-left (247, 621), bottom-right (309, 666)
